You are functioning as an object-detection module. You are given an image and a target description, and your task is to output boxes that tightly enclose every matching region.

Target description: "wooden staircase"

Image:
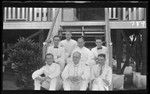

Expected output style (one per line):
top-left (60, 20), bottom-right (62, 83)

top-left (61, 25), bottom-right (106, 49)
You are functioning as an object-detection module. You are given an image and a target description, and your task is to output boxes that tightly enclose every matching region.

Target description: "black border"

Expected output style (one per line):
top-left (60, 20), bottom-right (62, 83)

top-left (1, 0), bottom-right (149, 94)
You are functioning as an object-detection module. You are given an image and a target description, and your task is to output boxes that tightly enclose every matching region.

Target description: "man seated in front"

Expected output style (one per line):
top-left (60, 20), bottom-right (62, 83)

top-left (91, 53), bottom-right (112, 91)
top-left (61, 51), bottom-right (90, 90)
top-left (32, 53), bottom-right (61, 90)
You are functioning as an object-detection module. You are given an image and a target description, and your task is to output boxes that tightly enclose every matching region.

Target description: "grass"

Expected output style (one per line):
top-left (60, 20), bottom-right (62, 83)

top-left (3, 70), bottom-right (19, 90)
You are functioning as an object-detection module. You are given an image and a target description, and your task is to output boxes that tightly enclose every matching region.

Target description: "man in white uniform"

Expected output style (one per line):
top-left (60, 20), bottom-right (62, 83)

top-left (47, 35), bottom-right (65, 71)
top-left (32, 53), bottom-right (61, 90)
top-left (71, 37), bottom-right (94, 65)
top-left (59, 31), bottom-right (77, 64)
top-left (91, 53), bottom-right (112, 91)
top-left (61, 51), bottom-right (90, 90)
top-left (91, 37), bottom-right (108, 64)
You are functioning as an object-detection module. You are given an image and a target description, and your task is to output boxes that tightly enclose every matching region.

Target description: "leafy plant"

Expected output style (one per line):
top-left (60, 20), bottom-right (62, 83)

top-left (7, 37), bottom-right (44, 89)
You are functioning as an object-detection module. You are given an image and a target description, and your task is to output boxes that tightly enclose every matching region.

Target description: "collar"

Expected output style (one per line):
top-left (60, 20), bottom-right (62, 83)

top-left (74, 63), bottom-right (80, 67)
top-left (53, 45), bottom-right (58, 48)
top-left (97, 46), bottom-right (102, 50)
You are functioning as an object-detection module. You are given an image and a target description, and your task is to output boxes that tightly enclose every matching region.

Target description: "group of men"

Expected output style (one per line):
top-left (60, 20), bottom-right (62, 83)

top-left (32, 31), bottom-right (112, 91)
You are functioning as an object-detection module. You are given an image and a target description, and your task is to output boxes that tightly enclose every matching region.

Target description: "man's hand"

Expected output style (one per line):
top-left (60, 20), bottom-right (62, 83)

top-left (94, 57), bottom-right (99, 64)
top-left (35, 76), bottom-right (45, 82)
top-left (102, 79), bottom-right (109, 86)
top-left (71, 76), bottom-right (82, 84)
top-left (67, 76), bottom-right (74, 81)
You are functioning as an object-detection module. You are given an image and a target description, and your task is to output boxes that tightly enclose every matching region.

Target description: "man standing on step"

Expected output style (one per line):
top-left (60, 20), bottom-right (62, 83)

top-left (59, 31), bottom-right (77, 65)
top-left (91, 37), bottom-right (108, 65)
top-left (71, 37), bottom-right (94, 66)
top-left (47, 35), bottom-right (65, 71)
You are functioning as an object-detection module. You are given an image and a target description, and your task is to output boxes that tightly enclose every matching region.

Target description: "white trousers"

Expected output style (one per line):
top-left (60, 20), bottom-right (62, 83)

top-left (63, 80), bottom-right (88, 91)
top-left (92, 78), bottom-right (108, 91)
top-left (34, 77), bottom-right (57, 90)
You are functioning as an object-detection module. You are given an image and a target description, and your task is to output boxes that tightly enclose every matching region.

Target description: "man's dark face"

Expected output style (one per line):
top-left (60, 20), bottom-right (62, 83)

top-left (53, 37), bottom-right (60, 47)
top-left (95, 39), bottom-right (103, 48)
top-left (45, 55), bottom-right (54, 65)
top-left (77, 38), bottom-right (84, 48)
top-left (65, 31), bottom-right (72, 40)
top-left (73, 52), bottom-right (81, 65)
top-left (97, 56), bottom-right (105, 66)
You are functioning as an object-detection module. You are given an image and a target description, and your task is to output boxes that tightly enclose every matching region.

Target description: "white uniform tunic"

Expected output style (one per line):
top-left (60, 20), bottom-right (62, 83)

top-left (91, 64), bottom-right (112, 90)
top-left (47, 45), bottom-right (65, 70)
top-left (61, 62), bottom-right (90, 90)
top-left (71, 46), bottom-right (94, 65)
top-left (59, 39), bottom-right (77, 59)
top-left (32, 63), bottom-right (61, 90)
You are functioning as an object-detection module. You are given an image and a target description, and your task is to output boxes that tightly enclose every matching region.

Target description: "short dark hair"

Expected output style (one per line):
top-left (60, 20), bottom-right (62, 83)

top-left (65, 30), bottom-right (72, 34)
top-left (53, 35), bottom-right (60, 40)
top-left (45, 53), bottom-right (54, 58)
top-left (78, 36), bottom-right (85, 41)
top-left (98, 53), bottom-right (106, 58)
top-left (95, 37), bottom-right (103, 41)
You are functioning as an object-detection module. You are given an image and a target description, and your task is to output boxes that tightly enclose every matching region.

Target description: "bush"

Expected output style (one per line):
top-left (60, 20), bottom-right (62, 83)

top-left (7, 37), bottom-right (44, 89)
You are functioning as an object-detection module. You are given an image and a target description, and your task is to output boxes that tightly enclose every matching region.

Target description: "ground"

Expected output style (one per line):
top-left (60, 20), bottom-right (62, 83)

top-left (3, 70), bottom-right (19, 90)
top-left (3, 68), bottom-right (138, 90)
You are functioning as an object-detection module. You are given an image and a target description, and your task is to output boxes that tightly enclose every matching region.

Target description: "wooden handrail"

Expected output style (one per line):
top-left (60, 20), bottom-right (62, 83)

top-left (45, 8), bottom-right (60, 42)
top-left (42, 8), bottom-right (61, 60)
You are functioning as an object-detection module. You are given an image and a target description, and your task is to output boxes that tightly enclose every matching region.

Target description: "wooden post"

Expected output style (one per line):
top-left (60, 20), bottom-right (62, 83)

top-left (39, 30), bottom-right (44, 48)
top-left (108, 8), bottom-right (112, 19)
top-left (141, 29), bottom-right (147, 75)
top-left (105, 8), bottom-right (112, 67)
top-left (105, 8), bottom-right (113, 90)
top-left (116, 30), bottom-right (122, 74)
top-left (135, 34), bottom-right (141, 72)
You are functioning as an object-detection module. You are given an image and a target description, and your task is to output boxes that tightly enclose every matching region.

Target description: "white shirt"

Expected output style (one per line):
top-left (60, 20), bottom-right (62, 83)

top-left (32, 63), bottom-right (61, 79)
top-left (71, 46), bottom-right (93, 65)
top-left (59, 39), bottom-right (77, 58)
top-left (47, 45), bottom-right (65, 63)
top-left (91, 63), bottom-right (112, 87)
top-left (91, 46), bottom-right (108, 59)
top-left (91, 46), bottom-right (109, 65)
top-left (61, 62), bottom-right (90, 81)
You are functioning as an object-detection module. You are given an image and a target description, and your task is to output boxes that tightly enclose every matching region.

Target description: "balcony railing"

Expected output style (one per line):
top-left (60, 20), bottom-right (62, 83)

top-left (108, 7), bottom-right (146, 21)
top-left (3, 7), bottom-right (146, 22)
top-left (3, 7), bottom-right (53, 22)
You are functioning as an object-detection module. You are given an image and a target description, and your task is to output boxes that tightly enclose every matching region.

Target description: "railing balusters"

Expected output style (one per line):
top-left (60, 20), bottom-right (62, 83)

top-left (138, 8), bottom-right (144, 20)
top-left (4, 7), bottom-right (146, 22)
top-left (22, 7), bottom-right (25, 19)
top-left (109, 8), bottom-right (112, 19)
top-left (8, 7), bottom-right (11, 19)
top-left (17, 8), bottom-right (20, 19)
top-left (12, 7), bottom-right (16, 19)
top-left (4, 7), bottom-right (7, 22)
top-left (29, 8), bottom-right (33, 21)
top-left (42, 8), bottom-right (47, 21)
top-left (34, 8), bottom-right (38, 21)
top-left (38, 8), bottom-right (42, 21)
top-left (133, 8), bottom-right (137, 20)
top-left (128, 8), bottom-right (132, 20)
top-left (26, 8), bottom-right (28, 21)
top-left (113, 8), bottom-right (116, 19)
top-left (123, 8), bottom-right (126, 20)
